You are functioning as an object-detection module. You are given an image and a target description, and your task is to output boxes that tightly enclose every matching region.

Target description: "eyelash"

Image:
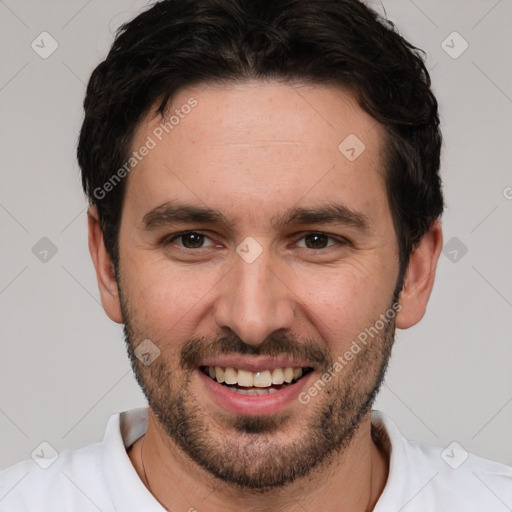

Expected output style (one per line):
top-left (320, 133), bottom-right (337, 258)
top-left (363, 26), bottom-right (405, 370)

top-left (163, 231), bottom-right (348, 251)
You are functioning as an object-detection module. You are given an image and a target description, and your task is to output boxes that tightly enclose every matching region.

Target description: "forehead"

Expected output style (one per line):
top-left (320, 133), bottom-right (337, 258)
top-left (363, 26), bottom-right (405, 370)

top-left (145, 80), bottom-right (381, 152)
top-left (124, 80), bottom-right (388, 230)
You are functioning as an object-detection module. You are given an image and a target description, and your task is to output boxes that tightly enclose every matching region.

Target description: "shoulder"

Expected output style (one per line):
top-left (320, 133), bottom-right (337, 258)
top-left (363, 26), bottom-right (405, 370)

top-left (372, 410), bottom-right (512, 512)
top-left (0, 441), bottom-right (114, 512)
top-left (0, 409), bottom-right (151, 512)
top-left (409, 439), bottom-right (512, 510)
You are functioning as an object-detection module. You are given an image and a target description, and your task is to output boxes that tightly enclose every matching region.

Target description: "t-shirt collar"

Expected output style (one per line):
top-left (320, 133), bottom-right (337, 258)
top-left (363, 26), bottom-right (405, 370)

top-left (102, 407), bottom-right (405, 511)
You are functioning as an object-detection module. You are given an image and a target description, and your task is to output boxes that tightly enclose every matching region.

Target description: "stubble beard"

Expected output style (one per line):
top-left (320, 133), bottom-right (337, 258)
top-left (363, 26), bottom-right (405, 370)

top-left (117, 265), bottom-right (399, 492)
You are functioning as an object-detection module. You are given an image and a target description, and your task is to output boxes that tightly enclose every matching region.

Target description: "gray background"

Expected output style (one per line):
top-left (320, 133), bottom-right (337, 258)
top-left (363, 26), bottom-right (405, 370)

top-left (0, 0), bottom-right (511, 471)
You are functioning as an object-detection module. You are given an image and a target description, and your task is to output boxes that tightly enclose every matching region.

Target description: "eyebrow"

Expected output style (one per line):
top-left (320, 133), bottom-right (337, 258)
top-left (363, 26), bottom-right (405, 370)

top-left (142, 201), bottom-right (370, 232)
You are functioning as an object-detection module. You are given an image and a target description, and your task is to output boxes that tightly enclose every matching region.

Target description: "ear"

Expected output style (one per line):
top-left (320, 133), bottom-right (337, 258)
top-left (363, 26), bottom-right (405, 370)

top-left (87, 205), bottom-right (123, 323)
top-left (395, 220), bottom-right (443, 329)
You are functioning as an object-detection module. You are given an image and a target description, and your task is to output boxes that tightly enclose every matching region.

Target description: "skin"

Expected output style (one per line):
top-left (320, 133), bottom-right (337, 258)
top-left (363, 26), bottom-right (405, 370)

top-left (88, 80), bottom-right (443, 511)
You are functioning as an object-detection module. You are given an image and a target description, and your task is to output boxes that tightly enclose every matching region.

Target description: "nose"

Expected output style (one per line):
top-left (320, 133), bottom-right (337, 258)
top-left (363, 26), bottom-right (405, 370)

top-left (213, 248), bottom-right (296, 347)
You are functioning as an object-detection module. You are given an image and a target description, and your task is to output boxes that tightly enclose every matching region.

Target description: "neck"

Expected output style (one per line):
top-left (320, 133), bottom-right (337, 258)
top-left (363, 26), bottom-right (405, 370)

top-left (128, 409), bottom-right (389, 512)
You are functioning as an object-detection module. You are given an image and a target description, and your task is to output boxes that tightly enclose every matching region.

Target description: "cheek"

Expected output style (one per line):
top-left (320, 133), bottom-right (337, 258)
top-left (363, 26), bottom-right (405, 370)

top-left (124, 260), bottom-right (223, 339)
top-left (294, 262), bottom-right (394, 352)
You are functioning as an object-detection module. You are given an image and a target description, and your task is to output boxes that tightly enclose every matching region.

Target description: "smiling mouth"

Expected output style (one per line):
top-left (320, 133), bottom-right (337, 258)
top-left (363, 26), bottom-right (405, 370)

top-left (199, 365), bottom-right (314, 395)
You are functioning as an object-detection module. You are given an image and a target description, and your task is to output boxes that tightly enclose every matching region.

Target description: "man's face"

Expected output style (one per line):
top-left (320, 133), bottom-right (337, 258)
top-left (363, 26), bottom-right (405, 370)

top-left (116, 81), bottom-right (401, 489)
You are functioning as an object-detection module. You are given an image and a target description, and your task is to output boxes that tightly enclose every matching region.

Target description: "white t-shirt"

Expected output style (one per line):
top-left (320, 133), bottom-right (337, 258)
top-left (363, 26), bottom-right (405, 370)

top-left (1, 408), bottom-right (511, 511)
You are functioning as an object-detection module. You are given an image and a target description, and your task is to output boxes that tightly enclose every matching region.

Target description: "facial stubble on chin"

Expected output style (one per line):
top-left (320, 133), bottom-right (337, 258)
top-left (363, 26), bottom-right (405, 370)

top-left (118, 284), bottom-right (397, 491)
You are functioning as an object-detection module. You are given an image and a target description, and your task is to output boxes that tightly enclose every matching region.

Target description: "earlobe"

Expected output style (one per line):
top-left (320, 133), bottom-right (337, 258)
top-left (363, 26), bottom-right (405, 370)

top-left (87, 205), bottom-right (124, 324)
top-left (395, 220), bottom-right (443, 329)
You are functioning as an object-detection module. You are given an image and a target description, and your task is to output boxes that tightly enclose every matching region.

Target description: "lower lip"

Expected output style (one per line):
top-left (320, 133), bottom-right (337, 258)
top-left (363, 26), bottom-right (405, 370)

top-left (197, 368), bottom-right (314, 416)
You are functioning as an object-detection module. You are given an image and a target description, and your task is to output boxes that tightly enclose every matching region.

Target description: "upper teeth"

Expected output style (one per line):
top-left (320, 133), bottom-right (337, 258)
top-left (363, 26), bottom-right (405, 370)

top-left (206, 366), bottom-right (304, 387)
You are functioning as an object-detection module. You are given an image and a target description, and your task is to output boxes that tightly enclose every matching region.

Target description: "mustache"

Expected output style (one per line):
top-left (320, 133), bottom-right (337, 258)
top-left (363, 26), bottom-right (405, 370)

top-left (180, 330), bottom-right (333, 372)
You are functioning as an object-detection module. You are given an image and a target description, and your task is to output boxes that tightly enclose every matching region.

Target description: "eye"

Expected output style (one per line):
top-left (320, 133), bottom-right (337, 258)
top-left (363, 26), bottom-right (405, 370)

top-left (166, 231), bottom-right (216, 249)
top-left (295, 232), bottom-right (344, 250)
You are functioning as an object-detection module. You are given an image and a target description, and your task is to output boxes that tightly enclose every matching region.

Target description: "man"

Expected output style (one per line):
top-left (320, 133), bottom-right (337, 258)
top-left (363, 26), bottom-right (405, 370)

top-left (1, 0), bottom-right (511, 510)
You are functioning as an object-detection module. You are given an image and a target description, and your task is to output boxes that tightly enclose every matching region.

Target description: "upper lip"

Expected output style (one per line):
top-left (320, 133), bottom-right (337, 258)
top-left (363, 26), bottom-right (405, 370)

top-left (199, 356), bottom-right (315, 373)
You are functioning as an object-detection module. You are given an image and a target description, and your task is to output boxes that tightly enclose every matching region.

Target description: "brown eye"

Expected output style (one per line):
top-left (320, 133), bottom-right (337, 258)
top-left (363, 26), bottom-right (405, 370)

top-left (303, 233), bottom-right (329, 249)
top-left (296, 232), bottom-right (341, 250)
top-left (168, 231), bottom-right (213, 249)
